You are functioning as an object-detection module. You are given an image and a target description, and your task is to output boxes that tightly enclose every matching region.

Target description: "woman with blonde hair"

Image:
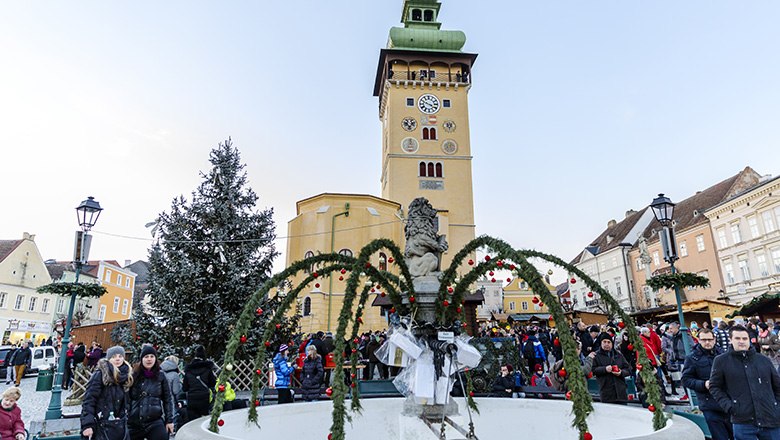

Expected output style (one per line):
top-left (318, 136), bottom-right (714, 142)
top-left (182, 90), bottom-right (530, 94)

top-left (0, 386), bottom-right (25, 440)
top-left (81, 346), bottom-right (134, 440)
top-left (301, 344), bottom-right (324, 402)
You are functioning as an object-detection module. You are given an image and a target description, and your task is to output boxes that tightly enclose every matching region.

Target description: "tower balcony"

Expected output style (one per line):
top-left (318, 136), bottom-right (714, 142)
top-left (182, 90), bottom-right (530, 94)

top-left (386, 69), bottom-right (471, 85)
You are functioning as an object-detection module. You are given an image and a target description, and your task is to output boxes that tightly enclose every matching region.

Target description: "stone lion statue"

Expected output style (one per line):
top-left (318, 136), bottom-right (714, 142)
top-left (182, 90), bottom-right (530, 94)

top-left (404, 198), bottom-right (448, 278)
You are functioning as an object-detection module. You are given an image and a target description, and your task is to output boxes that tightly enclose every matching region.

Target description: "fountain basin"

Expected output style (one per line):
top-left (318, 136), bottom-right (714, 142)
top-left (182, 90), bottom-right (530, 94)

top-left (177, 398), bottom-right (704, 440)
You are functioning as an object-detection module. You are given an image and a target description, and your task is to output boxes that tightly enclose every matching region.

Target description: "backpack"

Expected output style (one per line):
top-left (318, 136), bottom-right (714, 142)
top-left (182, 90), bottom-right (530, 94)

top-left (523, 341), bottom-right (537, 361)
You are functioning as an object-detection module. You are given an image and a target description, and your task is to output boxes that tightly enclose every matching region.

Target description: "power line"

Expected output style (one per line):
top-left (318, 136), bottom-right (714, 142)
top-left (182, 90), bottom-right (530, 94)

top-left (91, 218), bottom-right (405, 245)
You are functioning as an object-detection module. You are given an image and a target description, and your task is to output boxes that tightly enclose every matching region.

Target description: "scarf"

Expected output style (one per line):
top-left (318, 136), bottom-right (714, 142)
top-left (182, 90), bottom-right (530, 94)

top-left (107, 362), bottom-right (130, 384)
top-left (143, 368), bottom-right (156, 379)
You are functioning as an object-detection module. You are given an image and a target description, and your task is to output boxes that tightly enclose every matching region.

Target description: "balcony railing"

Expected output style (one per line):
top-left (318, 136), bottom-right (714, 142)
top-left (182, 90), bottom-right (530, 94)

top-left (387, 69), bottom-right (471, 84)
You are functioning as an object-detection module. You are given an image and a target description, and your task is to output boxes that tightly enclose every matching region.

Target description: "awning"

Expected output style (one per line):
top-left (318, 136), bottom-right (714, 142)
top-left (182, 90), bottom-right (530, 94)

top-left (727, 292), bottom-right (780, 318)
top-left (508, 313), bottom-right (551, 322)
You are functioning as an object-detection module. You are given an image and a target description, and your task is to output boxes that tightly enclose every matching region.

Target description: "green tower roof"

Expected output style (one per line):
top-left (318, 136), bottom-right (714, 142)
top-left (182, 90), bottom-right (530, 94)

top-left (387, 0), bottom-right (466, 53)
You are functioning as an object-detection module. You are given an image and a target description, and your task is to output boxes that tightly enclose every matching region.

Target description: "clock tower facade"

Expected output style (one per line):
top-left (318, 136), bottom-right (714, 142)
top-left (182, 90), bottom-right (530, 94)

top-left (374, 0), bottom-right (478, 269)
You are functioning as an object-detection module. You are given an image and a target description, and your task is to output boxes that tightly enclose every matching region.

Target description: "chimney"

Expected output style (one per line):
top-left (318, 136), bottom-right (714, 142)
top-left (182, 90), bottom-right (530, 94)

top-left (124, 259), bottom-right (131, 268)
top-left (607, 219), bottom-right (617, 229)
top-left (625, 210), bottom-right (636, 218)
top-left (23, 232), bottom-right (35, 241)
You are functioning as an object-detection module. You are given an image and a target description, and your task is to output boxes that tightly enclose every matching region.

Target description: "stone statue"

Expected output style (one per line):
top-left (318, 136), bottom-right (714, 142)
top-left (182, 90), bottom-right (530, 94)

top-left (638, 236), bottom-right (652, 266)
top-left (404, 198), bottom-right (448, 278)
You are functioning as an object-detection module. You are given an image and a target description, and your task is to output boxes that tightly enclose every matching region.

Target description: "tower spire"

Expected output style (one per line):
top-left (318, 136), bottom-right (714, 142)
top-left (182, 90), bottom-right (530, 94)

top-left (389, 0), bottom-right (466, 52)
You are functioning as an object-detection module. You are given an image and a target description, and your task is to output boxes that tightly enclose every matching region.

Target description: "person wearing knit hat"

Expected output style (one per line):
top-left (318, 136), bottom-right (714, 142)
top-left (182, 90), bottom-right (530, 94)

top-left (590, 330), bottom-right (630, 404)
top-left (273, 344), bottom-right (295, 404)
top-left (183, 346), bottom-right (216, 422)
top-left (81, 346), bottom-right (133, 440)
top-left (129, 343), bottom-right (174, 438)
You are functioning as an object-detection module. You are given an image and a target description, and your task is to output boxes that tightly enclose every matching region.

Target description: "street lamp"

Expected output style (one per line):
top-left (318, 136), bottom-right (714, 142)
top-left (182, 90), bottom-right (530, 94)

top-left (650, 194), bottom-right (691, 356)
top-left (45, 197), bottom-right (103, 420)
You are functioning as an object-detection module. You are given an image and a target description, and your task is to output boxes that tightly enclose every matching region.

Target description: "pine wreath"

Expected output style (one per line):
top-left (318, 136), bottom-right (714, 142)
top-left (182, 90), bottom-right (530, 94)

top-left (37, 282), bottom-right (107, 299)
top-left (647, 273), bottom-right (710, 291)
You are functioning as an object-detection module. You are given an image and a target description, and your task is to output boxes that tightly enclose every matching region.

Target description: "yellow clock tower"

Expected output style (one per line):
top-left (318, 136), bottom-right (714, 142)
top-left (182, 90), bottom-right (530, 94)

top-left (373, 0), bottom-right (478, 268)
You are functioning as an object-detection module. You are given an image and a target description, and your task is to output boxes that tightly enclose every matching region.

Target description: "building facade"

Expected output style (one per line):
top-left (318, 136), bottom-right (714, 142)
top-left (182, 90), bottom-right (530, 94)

top-left (82, 261), bottom-right (136, 324)
top-left (705, 175), bottom-right (780, 305)
top-left (502, 278), bottom-right (552, 316)
top-left (630, 167), bottom-right (761, 309)
top-left (475, 279), bottom-right (503, 320)
top-left (0, 233), bottom-right (57, 344)
top-left (569, 209), bottom-right (655, 313)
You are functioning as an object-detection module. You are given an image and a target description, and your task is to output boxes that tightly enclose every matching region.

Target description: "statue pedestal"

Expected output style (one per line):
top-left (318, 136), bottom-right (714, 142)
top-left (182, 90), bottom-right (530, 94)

top-left (405, 275), bottom-right (441, 324)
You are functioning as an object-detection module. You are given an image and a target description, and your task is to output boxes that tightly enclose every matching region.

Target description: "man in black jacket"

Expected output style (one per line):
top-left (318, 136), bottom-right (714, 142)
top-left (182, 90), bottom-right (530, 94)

top-left (591, 333), bottom-right (631, 404)
top-left (682, 328), bottom-right (732, 440)
top-left (12, 342), bottom-right (31, 386)
top-left (710, 325), bottom-right (780, 440)
top-left (4, 346), bottom-right (18, 385)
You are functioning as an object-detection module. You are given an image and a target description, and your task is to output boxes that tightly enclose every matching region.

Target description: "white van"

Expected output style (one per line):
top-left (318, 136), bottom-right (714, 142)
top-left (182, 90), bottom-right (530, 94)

top-left (28, 346), bottom-right (57, 374)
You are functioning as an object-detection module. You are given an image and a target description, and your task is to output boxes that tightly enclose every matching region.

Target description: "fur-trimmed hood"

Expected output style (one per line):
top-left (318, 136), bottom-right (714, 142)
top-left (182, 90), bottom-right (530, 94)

top-left (96, 358), bottom-right (134, 390)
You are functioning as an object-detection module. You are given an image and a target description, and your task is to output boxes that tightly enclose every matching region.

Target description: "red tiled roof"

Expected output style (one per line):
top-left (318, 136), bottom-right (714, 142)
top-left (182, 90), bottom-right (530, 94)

top-left (0, 240), bottom-right (23, 263)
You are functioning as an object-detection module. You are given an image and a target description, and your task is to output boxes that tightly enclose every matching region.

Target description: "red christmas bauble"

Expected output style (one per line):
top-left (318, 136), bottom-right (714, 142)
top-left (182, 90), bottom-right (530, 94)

top-left (636, 363), bottom-right (643, 371)
top-left (276, 323), bottom-right (282, 330)
top-left (218, 384), bottom-right (226, 392)
top-left (469, 391), bottom-right (475, 397)
top-left (240, 335), bottom-right (247, 344)
top-left (353, 338), bottom-right (359, 344)
top-left (254, 399), bottom-right (260, 407)
top-left (587, 372), bottom-right (593, 379)
top-left (627, 344), bottom-right (634, 351)
top-left (256, 308), bottom-right (263, 315)
top-left (532, 297), bottom-right (539, 304)
top-left (489, 271), bottom-right (495, 277)
top-left (352, 348), bottom-right (357, 354)
top-left (509, 264), bottom-right (516, 270)
top-left (350, 382), bottom-right (356, 388)
top-left (485, 255), bottom-right (491, 261)
top-left (539, 302), bottom-right (544, 307)
top-left (312, 272), bottom-right (318, 278)
top-left (256, 369), bottom-right (262, 375)
top-left (628, 394), bottom-right (634, 401)
top-left (390, 307), bottom-right (396, 313)
top-left (618, 322), bottom-right (626, 329)
top-left (341, 268), bottom-right (347, 274)
top-left (339, 276), bottom-right (344, 281)
top-left (648, 404), bottom-right (656, 412)
top-left (218, 419), bottom-right (225, 427)
top-left (264, 341), bottom-right (270, 347)
top-left (565, 391), bottom-right (572, 400)
top-left (380, 291), bottom-right (386, 297)
top-left (456, 307), bottom-right (462, 313)
top-left (409, 296), bottom-right (416, 303)
top-left (587, 292), bottom-right (594, 298)
top-left (448, 286), bottom-right (454, 293)
top-left (315, 283), bottom-right (321, 288)
top-left (558, 369), bottom-right (567, 378)
top-left (462, 322), bottom-right (467, 328)
top-left (570, 278), bottom-right (576, 284)
top-left (357, 317), bottom-right (363, 324)
top-left (553, 339), bottom-right (560, 347)
top-left (506, 278), bottom-right (511, 283)
top-left (468, 259), bottom-right (474, 266)
top-left (443, 300), bottom-right (450, 307)
top-left (325, 387), bottom-right (333, 397)
top-left (388, 257), bottom-right (394, 263)
top-left (583, 432), bottom-right (593, 440)
top-left (328, 434), bottom-right (333, 440)
top-left (365, 262), bottom-right (371, 269)
top-left (491, 278), bottom-right (496, 283)
top-left (497, 261), bottom-right (504, 267)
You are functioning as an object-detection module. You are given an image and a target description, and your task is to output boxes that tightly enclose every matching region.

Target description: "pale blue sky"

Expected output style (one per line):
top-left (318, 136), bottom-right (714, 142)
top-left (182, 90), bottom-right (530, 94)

top-left (2, 1), bottom-right (779, 281)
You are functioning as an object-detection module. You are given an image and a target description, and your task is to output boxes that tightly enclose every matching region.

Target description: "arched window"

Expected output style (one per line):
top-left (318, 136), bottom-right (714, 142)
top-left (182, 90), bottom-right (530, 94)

top-left (338, 248), bottom-right (353, 258)
top-left (427, 162), bottom-right (435, 177)
top-left (303, 297), bottom-right (312, 316)
top-left (429, 127), bottom-right (437, 140)
top-left (379, 253), bottom-right (388, 271)
top-left (435, 162), bottom-right (443, 178)
top-left (411, 9), bottom-right (422, 21)
top-left (419, 162), bottom-right (427, 177)
top-left (424, 10), bottom-right (434, 22)
top-left (304, 251), bottom-right (315, 273)
top-left (422, 127), bottom-right (430, 140)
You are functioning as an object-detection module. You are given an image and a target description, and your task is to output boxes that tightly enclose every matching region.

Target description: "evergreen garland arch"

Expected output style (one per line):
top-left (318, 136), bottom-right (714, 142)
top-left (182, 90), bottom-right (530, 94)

top-left (207, 235), bottom-right (667, 440)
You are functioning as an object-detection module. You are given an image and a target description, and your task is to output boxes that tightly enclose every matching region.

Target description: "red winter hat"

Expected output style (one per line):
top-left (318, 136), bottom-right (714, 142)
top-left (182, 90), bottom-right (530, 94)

top-left (535, 364), bottom-right (543, 371)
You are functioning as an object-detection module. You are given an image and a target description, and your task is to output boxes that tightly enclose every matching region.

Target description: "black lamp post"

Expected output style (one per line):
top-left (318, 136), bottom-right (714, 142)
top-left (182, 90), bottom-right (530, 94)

top-left (45, 197), bottom-right (103, 420)
top-left (650, 194), bottom-right (692, 356)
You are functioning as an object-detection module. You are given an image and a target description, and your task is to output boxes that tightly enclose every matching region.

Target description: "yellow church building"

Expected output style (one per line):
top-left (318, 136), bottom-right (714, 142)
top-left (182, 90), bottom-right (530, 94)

top-left (286, 0), bottom-right (479, 332)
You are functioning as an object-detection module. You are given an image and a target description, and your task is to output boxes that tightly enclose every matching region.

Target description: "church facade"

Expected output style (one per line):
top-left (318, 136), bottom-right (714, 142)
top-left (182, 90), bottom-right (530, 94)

top-left (285, 0), bottom-right (479, 332)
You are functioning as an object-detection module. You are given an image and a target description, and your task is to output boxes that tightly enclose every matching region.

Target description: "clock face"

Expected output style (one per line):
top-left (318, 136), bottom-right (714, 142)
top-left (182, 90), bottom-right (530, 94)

top-left (418, 94), bottom-right (440, 114)
top-left (402, 117), bottom-right (417, 131)
top-left (442, 120), bottom-right (456, 133)
top-left (441, 140), bottom-right (458, 155)
top-left (401, 137), bottom-right (419, 154)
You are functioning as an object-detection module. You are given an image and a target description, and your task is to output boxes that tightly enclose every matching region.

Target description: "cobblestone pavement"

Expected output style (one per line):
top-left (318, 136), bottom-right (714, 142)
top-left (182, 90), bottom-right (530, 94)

top-left (11, 372), bottom-right (82, 429)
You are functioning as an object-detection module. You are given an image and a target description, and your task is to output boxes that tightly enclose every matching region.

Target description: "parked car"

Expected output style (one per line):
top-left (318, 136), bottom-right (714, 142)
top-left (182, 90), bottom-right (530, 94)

top-left (0, 345), bottom-right (15, 379)
top-left (28, 346), bottom-right (57, 375)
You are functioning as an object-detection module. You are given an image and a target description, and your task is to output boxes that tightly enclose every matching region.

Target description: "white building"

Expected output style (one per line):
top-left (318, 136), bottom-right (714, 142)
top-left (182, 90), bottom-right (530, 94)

top-left (0, 233), bottom-right (58, 344)
top-left (705, 175), bottom-right (780, 305)
top-left (569, 208), bottom-right (655, 313)
top-left (475, 278), bottom-right (503, 320)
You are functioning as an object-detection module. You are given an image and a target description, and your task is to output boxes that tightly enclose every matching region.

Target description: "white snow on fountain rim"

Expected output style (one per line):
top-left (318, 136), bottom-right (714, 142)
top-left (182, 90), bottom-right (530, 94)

top-left (176, 398), bottom-right (704, 440)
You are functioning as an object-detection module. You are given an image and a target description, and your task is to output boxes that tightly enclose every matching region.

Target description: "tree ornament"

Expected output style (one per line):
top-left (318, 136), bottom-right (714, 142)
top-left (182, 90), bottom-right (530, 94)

top-left (264, 341), bottom-right (270, 348)
top-left (553, 338), bottom-right (560, 347)
top-left (388, 257), bottom-right (394, 263)
top-left (353, 338), bottom-right (359, 344)
top-left (496, 260), bottom-right (504, 267)
top-left (312, 272), bottom-right (318, 278)
top-left (409, 296), bottom-right (416, 303)
top-left (583, 432), bottom-right (593, 440)
top-left (558, 368), bottom-right (567, 378)
top-left (256, 369), bottom-right (262, 376)
top-left (532, 297), bottom-right (539, 304)
top-left (225, 363), bottom-right (233, 371)
top-left (276, 323), bottom-right (282, 330)
top-left (648, 404), bottom-right (656, 412)
top-left (505, 278), bottom-right (511, 283)
top-left (510, 264), bottom-right (516, 270)
top-left (390, 307), bottom-right (396, 313)
top-left (240, 335), bottom-right (247, 344)
top-left (325, 387), bottom-right (333, 397)
top-left (218, 384), bottom-right (226, 392)
top-left (547, 269), bottom-right (553, 275)
top-left (505, 325), bottom-right (510, 330)
top-left (357, 317), bottom-right (363, 324)
top-left (587, 372), bottom-right (593, 379)
top-left (539, 302), bottom-right (544, 307)
top-left (462, 322), bottom-right (467, 328)
top-left (618, 321), bottom-right (626, 329)
top-left (468, 259), bottom-right (474, 266)
top-left (380, 291), bottom-right (386, 297)
top-left (636, 363), bottom-right (643, 371)
top-left (489, 271), bottom-right (495, 277)
top-left (339, 276), bottom-right (344, 281)
top-left (448, 286), bottom-right (454, 293)
top-left (570, 278), bottom-right (576, 284)
top-left (565, 391), bottom-right (572, 400)
top-left (256, 307), bottom-right (263, 315)
top-left (370, 288), bottom-right (376, 293)
top-left (484, 255), bottom-right (491, 261)
top-left (456, 307), bottom-right (462, 313)
top-left (491, 278), bottom-right (496, 283)
top-left (351, 373), bottom-right (356, 379)
top-left (352, 348), bottom-right (357, 354)
top-left (443, 300), bottom-right (450, 307)
top-left (365, 262), bottom-right (371, 269)
top-left (350, 382), bottom-right (356, 388)
top-left (218, 419), bottom-right (225, 427)
top-left (587, 292), bottom-right (594, 298)
top-left (340, 268), bottom-right (347, 274)
top-left (315, 283), bottom-right (320, 288)
top-left (628, 394), bottom-right (634, 401)
top-left (328, 433), bottom-right (333, 440)
top-left (627, 344), bottom-right (634, 351)
top-left (254, 399), bottom-right (260, 407)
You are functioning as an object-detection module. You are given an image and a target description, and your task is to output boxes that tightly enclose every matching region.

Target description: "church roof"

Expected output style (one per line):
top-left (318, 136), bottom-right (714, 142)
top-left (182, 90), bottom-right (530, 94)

top-left (0, 240), bottom-right (23, 263)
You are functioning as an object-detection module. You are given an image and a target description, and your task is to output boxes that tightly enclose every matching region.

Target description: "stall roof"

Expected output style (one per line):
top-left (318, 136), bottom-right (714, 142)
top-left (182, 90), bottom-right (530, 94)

top-left (727, 292), bottom-right (780, 318)
top-left (509, 313), bottom-right (551, 322)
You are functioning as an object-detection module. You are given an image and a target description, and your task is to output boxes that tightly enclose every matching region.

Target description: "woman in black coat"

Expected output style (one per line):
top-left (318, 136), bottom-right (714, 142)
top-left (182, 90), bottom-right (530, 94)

top-left (81, 346), bottom-right (134, 440)
top-left (128, 346), bottom-right (175, 440)
top-left (301, 345), bottom-right (324, 401)
top-left (182, 345), bottom-right (216, 422)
